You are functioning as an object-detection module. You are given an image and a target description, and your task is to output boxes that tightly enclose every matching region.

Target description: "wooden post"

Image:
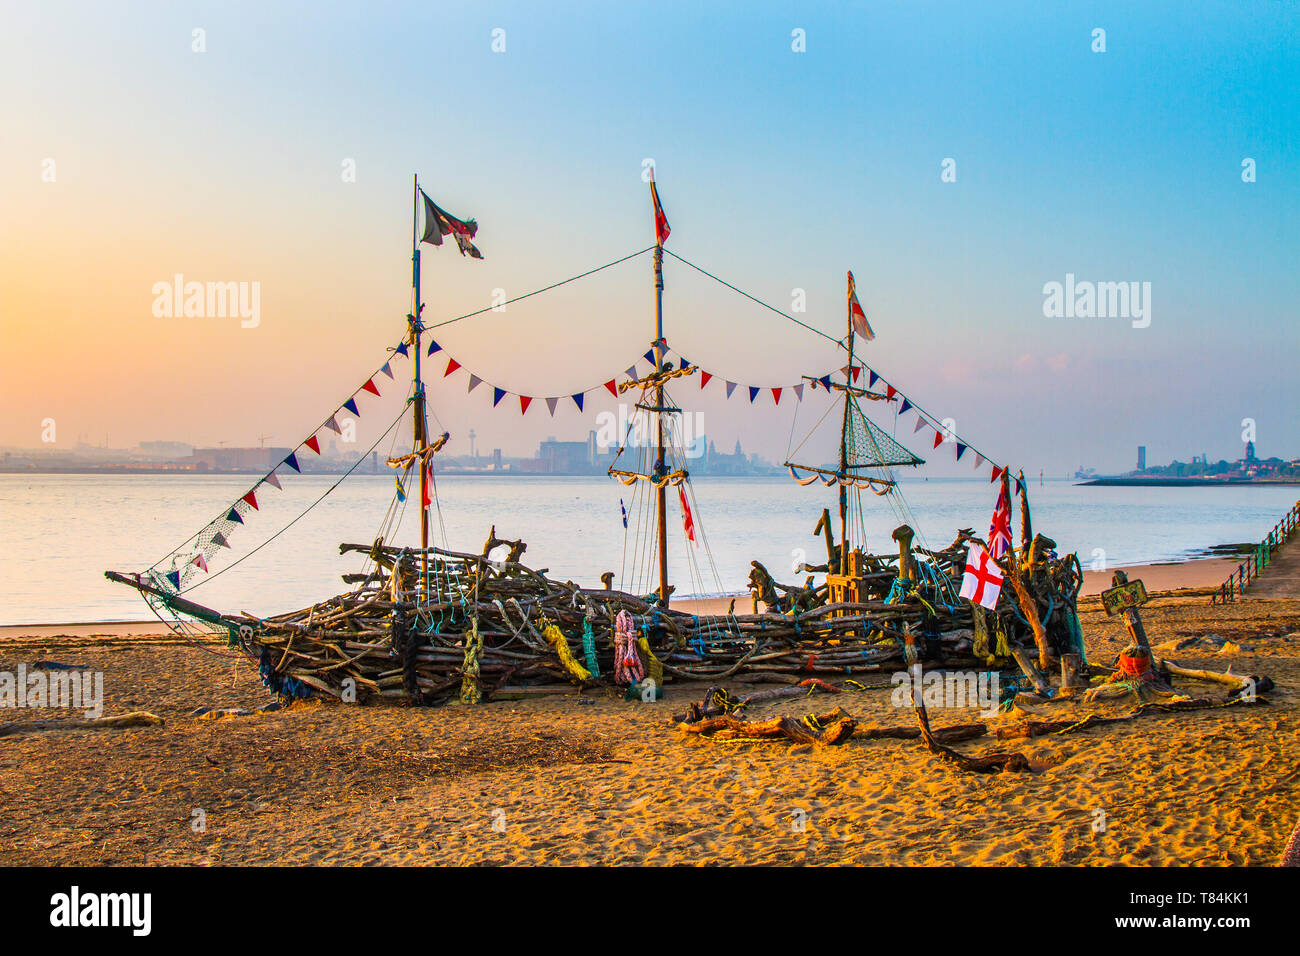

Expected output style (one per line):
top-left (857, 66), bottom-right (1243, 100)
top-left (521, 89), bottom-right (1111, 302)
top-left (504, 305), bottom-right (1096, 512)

top-left (1110, 569), bottom-right (1150, 652)
top-left (1011, 646), bottom-right (1051, 696)
top-left (652, 194), bottom-right (668, 608)
top-left (411, 173), bottom-right (429, 596)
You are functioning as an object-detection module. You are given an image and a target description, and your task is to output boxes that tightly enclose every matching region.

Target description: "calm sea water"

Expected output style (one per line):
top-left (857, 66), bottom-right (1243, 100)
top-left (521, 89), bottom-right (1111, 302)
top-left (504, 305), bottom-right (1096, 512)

top-left (1, 474), bottom-right (1296, 625)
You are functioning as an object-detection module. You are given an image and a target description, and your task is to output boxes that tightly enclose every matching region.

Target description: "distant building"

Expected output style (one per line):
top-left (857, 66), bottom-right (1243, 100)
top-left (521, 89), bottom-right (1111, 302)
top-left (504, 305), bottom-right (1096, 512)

top-left (138, 440), bottom-right (195, 460)
top-left (1245, 440), bottom-right (1257, 462)
top-left (1136, 445), bottom-right (1146, 470)
top-left (189, 447), bottom-right (292, 472)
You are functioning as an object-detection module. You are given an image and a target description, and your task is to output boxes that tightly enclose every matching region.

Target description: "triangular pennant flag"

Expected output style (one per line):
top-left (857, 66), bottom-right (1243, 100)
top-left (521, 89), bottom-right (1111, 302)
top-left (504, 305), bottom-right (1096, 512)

top-left (1015, 476), bottom-right (1024, 494)
top-left (899, 398), bottom-right (912, 415)
top-left (955, 442), bottom-right (967, 461)
top-left (395, 342), bottom-right (409, 357)
top-left (679, 357), bottom-right (691, 371)
top-left (380, 361), bottom-right (394, 379)
top-left (192, 554), bottom-right (208, 573)
top-left (519, 395), bottom-right (532, 415)
top-left (748, 386), bottom-right (759, 403)
top-left (361, 377), bottom-right (381, 395)
top-left (726, 381), bottom-right (737, 399)
top-left (342, 398), bottom-right (359, 417)
top-left (886, 385), bottom-right (896, 400)
top-left (772, 387), bottom-right (782, 405)
top-left (700, 371), bottom-right (713, 388)
top-left (492, 387), bottom-right (506, 407)
top-left (444, 359), bottom-right (460, 378)
top-left (283, 452), bottom-right (300, 473)
top-left (644, 350), bottom-right (656, 365)
top-left (913, 418), bottom-right (927, 434)
top-left (304, 435), bottom-right (321, 455)
top-left (572, 393), bottom-right (585, 411)
top-left (625, 367), bottom-right (637, 379)
top-left (973, 453), bottom-right (985, 471)
top-left (467, 374), bottom-right (483, 393)
top-left (226, 508), bottom-right (243, 525)
top-left (264, 470), bottom-right (282, 490)
top-left (604, 379), bottom-right (618, 397)
top-left (166, 570), bottom-right (181, 589)
top-left (867, 370), bottom-right (878, 389)
top-left (545, 397), bottom-right (559, 417)
top-left (819, 375), bottom-right (831, 391)
top-left (850, 366), bottom-right (861, 382)
top-left (793, 383), bottom-right (804, 401)
top-left (242, 489), bottom-right (259, 510)
top-left (933, 430), bottom-right (944, 449)
top-left (325, 416), bottom-right (342, 434)
top-left (212, 531), bottom-right (230, 549)
top-left (990, 465), bottom-right (1005, 484)
top-left (427, 340), bottom-right (442, 356)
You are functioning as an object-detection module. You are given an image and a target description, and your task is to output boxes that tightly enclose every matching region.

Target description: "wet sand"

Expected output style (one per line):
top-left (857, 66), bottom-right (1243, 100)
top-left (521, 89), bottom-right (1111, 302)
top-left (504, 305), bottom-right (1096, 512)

top-left (2, 564), bottom-right (1297, 866)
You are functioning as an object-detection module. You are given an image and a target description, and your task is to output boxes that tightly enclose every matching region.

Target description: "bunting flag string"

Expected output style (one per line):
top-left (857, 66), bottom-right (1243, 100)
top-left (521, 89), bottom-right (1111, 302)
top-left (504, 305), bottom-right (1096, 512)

top-left (154, 332), bottom-right (416, 590)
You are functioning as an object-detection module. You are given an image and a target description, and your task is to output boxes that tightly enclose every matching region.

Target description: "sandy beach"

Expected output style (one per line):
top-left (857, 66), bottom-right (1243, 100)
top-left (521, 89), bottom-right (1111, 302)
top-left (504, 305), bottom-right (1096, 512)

top-left (2, 553), bottom-right (1297, 867)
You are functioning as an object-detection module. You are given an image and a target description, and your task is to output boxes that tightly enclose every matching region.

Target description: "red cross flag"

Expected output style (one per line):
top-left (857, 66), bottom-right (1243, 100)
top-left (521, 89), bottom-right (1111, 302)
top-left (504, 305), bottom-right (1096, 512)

top-left (959, 543), bottom-right (1004, 610)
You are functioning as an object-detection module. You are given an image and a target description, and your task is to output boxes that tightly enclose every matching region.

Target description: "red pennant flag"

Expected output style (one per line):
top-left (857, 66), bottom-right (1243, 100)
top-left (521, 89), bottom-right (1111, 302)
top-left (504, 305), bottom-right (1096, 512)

top-left (604, 379), bottom-right (618, 397)
top-left (304, 435), bottom-right (321, 455)
top-left (990, 465), bottom-right (1005, 484)
top-left (772, 387), bottom-right (782, 405)
top-left (519, 395), bottom-right (532, 415)
top-left (361, 378), bottom-right (381, 396)
top-left (850, 366), bottom-right (861, 382)
top-left (444, 359), bottom-right (461, 378)
top-left (886, 385), bottom-right (896, 399)
top-left (700, 371), bottom-right (713, 389)
top-left (933, 430), bottom-right (944, 449)
top-left (192, 554), bottom-right (208, 572)
top-left (242, 490), bottom-right (259, 510)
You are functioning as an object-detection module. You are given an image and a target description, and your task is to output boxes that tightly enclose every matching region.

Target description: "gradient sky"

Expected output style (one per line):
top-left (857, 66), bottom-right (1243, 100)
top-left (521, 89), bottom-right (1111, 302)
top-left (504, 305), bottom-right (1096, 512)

top-left (2, 0), bottom-right (1296, 475)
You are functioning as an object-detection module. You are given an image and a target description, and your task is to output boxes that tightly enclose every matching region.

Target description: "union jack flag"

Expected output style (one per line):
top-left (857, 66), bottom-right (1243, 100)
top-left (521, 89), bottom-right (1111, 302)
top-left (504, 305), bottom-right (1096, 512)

top-left (988, 481), bottom-right (1012, 559)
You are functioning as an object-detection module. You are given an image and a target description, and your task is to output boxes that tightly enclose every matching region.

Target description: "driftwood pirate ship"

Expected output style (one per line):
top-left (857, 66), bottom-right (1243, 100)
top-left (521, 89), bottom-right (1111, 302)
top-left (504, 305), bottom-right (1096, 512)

top-left (108, 174), bottom-right (1093, 707)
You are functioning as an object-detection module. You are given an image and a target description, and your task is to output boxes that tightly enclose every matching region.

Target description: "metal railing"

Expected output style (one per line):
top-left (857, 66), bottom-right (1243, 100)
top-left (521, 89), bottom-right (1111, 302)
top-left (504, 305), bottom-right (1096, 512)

top-left (1211, 500), bottom-right (1300, 604)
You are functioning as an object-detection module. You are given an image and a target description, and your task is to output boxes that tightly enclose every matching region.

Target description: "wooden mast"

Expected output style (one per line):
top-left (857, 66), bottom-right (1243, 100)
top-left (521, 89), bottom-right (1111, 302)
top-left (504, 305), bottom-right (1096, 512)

top-left (653, 176), bottom-right (669, 607)
top-left (839, 275), bottom-right (856, 575)
top-left (411, 173), bottom-right (429, 592)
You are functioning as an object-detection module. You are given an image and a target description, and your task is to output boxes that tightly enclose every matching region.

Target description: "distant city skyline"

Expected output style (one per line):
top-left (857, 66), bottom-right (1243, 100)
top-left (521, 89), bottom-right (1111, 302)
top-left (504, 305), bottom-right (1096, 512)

top-left (2, 1), bottom-right (1296, 476)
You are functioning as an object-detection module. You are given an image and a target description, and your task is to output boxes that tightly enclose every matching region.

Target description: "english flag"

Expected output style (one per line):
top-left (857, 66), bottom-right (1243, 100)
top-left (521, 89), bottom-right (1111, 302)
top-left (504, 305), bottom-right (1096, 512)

top-left (988, 479), bottom-right (1013, 559)
top-left (678, 485), bottom-right (696, 544)
top-left (959, 543), bottom-right (1004, 610)
top-left (650, 170), bottom-right (670, 246)
top-left (847, 270), bottom-right (876, 342)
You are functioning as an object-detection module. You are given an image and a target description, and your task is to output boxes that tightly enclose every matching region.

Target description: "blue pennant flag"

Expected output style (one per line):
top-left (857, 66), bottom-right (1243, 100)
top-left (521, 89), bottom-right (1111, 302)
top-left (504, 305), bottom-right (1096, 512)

top-left (956, 442), bottom-right (967, 461)
top-left (342, 398), bottom-right (359, 417)
top-left (620, 498), bottom-right (628, 528)
top-left (899, 398), bottom-right (912, 414)
top-left (868, 369), bottom-right (878, 389)
top-left (818, 375), bottom-right (831, 390)
top-left (748, 386), bottom-right (759, 403)
top-left (282, 453), bottom-right (300, 473)
top-left (572, 393), bottom-right (584, 412)
top-left (643, 350), bottom-right (655, 365)
top-left (679, 357), bottom-right (690, 371)
top-left (226, 507), bottom-right (243, 524)
top-left (427, 339), bottom-right (442, 356)
top-left (492, 387), bottom-right (506, 407)
top-left (395, 341), bottom-right (409, 357)
top-left (165, 570), bottom-right (181, 589)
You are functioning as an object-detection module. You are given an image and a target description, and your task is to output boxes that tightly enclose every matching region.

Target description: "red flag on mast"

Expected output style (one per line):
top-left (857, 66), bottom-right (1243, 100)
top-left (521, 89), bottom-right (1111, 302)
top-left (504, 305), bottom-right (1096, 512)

top-left (847, 270), bottom-right (876, 342)
top-left (650, 170), bottom-right (670, 246)
top-left (678, 484), bottom-right (697, 544)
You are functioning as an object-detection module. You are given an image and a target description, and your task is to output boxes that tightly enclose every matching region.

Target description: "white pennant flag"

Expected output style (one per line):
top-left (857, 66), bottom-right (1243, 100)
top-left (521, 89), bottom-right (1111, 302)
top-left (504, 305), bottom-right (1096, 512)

top-left (793, 383), bottom-right (804, 401)
top-left (264, 470), bottom-right (282, 490)
top-left (467, 374), bottom-right (483, 393)
top-left (545, 397), bottom-right (559, 416)
top-left (325, 415), bottom-right (342, 434)
top-left (381, 361), bottom-right (394, 379)
top-left (973, 452), bottom-right (985, 471)
top-left (913, 417), bottom-right (927, 434)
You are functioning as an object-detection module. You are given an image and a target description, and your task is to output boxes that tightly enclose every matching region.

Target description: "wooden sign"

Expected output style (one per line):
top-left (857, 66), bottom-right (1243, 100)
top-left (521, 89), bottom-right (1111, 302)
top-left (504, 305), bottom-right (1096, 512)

top-left (1101, 579), bottom-right (1149, 616)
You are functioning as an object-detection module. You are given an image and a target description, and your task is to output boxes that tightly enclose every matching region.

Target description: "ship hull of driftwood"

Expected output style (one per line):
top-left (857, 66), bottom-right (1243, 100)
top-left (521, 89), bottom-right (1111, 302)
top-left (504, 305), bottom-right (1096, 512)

top-left (219, 537), bottom-right (1084, 705)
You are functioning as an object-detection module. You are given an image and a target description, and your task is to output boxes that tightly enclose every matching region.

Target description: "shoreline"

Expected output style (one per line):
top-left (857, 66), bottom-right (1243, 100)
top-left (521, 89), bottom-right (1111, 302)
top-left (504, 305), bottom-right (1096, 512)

top-left (1, 555), bottom-right (1242, 636)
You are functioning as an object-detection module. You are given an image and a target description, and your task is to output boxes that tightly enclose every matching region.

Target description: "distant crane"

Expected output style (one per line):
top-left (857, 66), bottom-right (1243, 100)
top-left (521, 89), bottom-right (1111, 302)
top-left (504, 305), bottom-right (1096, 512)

top-left (257, 434), bottom-right (272, 449)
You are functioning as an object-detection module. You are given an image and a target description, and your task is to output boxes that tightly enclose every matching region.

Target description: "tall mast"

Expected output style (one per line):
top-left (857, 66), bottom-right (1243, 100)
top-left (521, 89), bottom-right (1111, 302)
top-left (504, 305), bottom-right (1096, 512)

top-left (653, 186), bottom-right (669, 608)
top-left (839, 280), bottom-right (855, 575)
top-left (411, 174), bottom-right (429, 590)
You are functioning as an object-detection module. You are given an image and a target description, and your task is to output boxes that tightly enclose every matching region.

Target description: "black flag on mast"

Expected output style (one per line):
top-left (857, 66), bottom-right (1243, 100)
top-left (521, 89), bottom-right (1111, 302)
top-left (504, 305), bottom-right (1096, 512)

top-left (420, 189), bottom-right (483, 259)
